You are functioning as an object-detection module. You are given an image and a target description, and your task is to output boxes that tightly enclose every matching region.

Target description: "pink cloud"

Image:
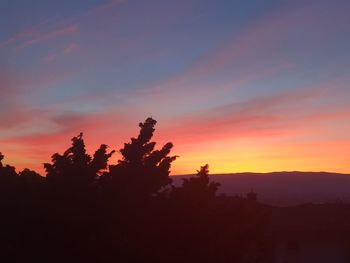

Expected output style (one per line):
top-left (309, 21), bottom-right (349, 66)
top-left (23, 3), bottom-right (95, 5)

top-left (42, 43), bottom-right (79, 62)
top-left (0, 109), bottom-right (134, 151)
top-left (156, 87), bottom-right (338, 145)
top-left (0, 109), bottom-right (136, 174)
top-left (0, 59), bottom-right (77, 99)
top-left (18, 24), bottom-right (79, 49)
top-left (0, 106), bottom-right (44, 129)
top-left (63, 43), bottom-right (79, 54)
top-left (43, 53), bottom-right (57, 62)
top-left (0, 17), bottom-right (57, 48)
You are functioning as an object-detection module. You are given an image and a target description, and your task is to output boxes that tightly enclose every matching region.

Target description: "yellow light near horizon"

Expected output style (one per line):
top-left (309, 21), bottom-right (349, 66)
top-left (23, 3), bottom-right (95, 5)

top-left (170, 137), bottom-right (350, 175)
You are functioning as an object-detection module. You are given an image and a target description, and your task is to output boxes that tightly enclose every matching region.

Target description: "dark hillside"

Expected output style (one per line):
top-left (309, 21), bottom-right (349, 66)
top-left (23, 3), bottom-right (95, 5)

top-left (173, 172), bottom-right (350, 206)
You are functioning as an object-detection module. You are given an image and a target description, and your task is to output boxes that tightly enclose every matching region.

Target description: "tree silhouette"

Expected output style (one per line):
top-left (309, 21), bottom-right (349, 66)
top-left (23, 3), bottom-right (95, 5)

top-left (44, 133), bottom-right (115, 188)
top-left (19, 168), bottom-right (42, 180)
top-left (0, 152), bottom-right (17, 178)
top-left (0, 152), bottom-right (18, 201)
top-left (106, 117), bottom-right (177, 198)
top-left (172, 164), bottom-right (220, 203)
top-left (41, 134), bottom-right (116, 263)
top-left (18, 168), bottom-right (44, 196)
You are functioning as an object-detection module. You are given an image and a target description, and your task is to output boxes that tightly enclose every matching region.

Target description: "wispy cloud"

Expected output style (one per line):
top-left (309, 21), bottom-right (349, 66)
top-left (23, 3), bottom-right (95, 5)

top-left (63, 43), bottom-right (79, 54)
top-left (0, 17), bottom-right (57, 48)
top-left (17, 24), bottom-right (79, 49)
top-left (42, 43), bottom-right (79, 62)
top-left (144, 0), bottom-right (349, 102)
top-left (43, 53), bottom-right (57, 62)
top-left (0, 0), bottom-right (127, 50)
top-left (157, 84), bottom-right (350, 147)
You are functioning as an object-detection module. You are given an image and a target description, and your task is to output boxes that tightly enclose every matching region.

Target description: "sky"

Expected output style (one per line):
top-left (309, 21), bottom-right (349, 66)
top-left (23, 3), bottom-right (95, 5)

top-left (0, 0), bottom-right (349, 175)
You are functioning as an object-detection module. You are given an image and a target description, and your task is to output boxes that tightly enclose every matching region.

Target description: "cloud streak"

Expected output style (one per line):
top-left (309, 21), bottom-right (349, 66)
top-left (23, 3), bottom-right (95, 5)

top-left (0, 0), bottom-right (127, 50)
top-left (17, 24), bottom-right (79, 49)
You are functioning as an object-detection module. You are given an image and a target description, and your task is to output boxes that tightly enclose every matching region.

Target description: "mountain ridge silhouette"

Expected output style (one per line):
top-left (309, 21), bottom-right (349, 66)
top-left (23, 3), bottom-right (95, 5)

top-left (173, 171), bottom-right (350, 206)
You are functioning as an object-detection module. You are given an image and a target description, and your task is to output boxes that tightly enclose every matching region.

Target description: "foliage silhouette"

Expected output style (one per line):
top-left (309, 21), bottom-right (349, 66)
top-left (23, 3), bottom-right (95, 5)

top-left (0, 152), bottom-right (17, 178)
top-left (172, 164), bottom-right (220, 204)
top-left (104, 117), bottom-right (177, 199)
top-left (44, 133), bottom-right (115, 189)
top-left (0, 118), bottom-right (266, 263)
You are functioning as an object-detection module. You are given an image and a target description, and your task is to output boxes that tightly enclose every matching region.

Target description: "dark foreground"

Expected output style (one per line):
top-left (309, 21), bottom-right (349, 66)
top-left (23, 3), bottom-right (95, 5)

top-left (1, 118), bottom-right (349, 262)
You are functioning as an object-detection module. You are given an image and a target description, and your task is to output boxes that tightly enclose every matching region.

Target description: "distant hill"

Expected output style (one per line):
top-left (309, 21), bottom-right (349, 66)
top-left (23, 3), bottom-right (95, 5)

top-left (172, 172), bottom-right (350, 206)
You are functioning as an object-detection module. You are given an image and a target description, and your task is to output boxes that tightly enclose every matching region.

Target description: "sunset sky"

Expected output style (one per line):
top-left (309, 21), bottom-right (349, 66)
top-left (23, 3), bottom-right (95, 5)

top-left (1, 0), bottom-right (349, 175)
